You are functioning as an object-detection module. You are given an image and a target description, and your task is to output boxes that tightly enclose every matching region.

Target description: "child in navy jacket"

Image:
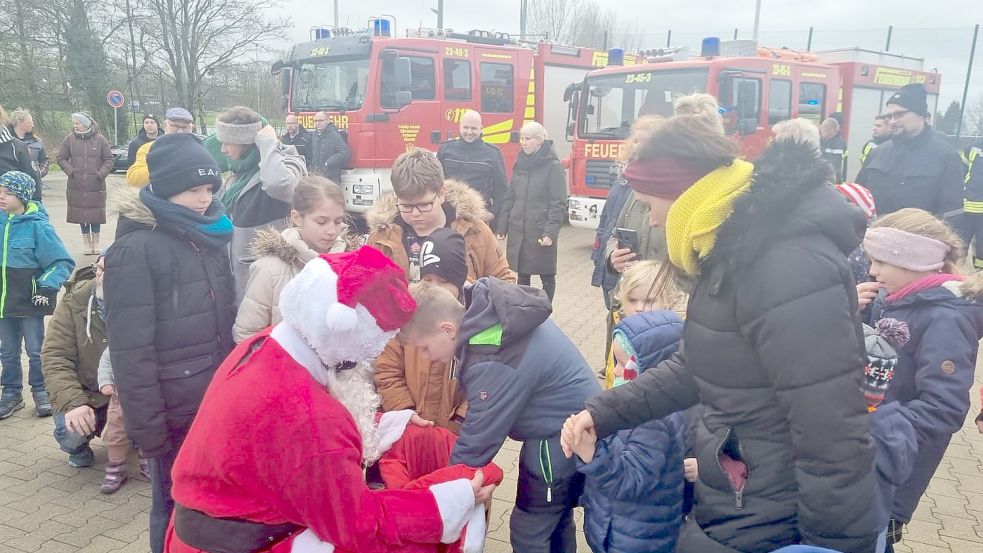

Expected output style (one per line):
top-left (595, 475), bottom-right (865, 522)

top-left (858, 208), bottom-right (983, 548)
top-left (570, 310), bottom-right (685, 553)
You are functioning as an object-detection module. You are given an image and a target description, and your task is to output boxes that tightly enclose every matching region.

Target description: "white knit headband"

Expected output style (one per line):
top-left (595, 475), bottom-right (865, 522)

top-left (215, 120), bottom-right (263, 145)
top-left (863, 227), bottom-right (951, 272)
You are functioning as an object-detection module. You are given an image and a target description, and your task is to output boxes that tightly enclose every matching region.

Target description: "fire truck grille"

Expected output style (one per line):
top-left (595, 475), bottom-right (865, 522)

top-left (584, 160), bottom-right (617, 190)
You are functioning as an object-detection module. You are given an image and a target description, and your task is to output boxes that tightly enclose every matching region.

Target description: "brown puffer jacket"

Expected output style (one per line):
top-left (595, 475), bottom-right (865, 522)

top-left (40, 266), bottom-right (110, 413)
top-left (365, 179), bottom-right (515, 284)
top-left (57, 128), bottom-right (113, 224)
top-left (373, 338), bottom-right (467, 432)
top-left (233, 226), bottom-right (348, 342)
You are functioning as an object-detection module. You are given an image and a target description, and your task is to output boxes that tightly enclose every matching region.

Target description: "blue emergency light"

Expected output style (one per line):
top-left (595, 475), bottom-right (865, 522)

top-left (701, 37), bottom-right (721, 58)
top-left (371, 18), bottom-right (392, 37)
top-left (608, 48), bottom-right (624, 66)
top-left (313, 27), bottom-right (332, 40)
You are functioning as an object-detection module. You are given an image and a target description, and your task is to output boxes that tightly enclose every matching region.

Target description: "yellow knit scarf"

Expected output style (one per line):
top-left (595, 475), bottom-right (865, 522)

top-left (665, 159), bottom-right (755, 276)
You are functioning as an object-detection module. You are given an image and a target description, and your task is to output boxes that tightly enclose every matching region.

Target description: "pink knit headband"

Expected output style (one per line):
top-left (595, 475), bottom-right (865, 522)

top-left (863, 227), bottom-right (950, 272)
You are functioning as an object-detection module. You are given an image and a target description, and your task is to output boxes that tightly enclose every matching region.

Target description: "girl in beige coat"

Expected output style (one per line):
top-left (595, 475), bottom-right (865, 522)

top-left (233, 177), bottom-right (349, 342)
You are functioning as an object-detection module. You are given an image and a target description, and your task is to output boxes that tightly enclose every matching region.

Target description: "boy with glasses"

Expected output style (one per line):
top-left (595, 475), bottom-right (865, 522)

top-left (366, 147), bottom-right (512, 284)
top-left (856, 84), bottom-right (966, 234)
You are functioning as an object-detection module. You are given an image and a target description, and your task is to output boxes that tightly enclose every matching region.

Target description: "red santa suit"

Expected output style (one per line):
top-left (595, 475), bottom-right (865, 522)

top-left (164, 248), bottom-right (485, 553)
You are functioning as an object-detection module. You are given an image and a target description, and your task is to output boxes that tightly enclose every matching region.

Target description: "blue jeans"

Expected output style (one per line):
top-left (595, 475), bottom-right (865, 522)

top-left (0, 316), bottom-right (45, 396)
top-left (53, 405), bottom-right (108, 454)
top-left (80, 223), bottom-right (101, 234)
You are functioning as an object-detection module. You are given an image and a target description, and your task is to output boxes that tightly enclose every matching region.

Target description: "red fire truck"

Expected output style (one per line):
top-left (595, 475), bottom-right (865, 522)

top-left (564, 41), bottom-right (942, 229)
top-left (272, 19), bottom-right (638, 214)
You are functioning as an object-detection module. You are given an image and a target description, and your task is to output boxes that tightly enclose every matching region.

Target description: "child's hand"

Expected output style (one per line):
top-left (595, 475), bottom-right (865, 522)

top-left (571, 427), bottom-right (598, 464)
top-left (100, 384), bottom-right (115, 396)
top-left (470, 470), bottom-right (497, 504)
top-left (857, 281), bottom-right (881, 310)
top-left (684, 458), bottom-right (699, 483)
top-left (410, 413), bottom-right (434, 427)
top-left (561, 410), bottom-right (595, 458)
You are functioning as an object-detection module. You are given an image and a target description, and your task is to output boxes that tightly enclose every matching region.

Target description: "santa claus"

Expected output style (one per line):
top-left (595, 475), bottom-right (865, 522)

top-left (164, 246), bottom-right (496, 553)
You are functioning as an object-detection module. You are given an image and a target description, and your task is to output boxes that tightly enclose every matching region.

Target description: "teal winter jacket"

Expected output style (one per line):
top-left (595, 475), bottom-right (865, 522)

top-left (0, 202), bottom-right (74, 317)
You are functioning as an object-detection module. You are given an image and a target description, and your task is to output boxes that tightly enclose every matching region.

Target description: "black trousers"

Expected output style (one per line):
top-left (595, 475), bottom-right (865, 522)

top-left (517, 273), bottom-right (556, 302)
top-left (511, 438), bottom-right (584, 553)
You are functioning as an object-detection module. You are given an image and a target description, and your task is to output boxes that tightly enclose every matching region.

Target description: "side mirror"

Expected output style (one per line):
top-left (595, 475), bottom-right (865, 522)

top-left (566, 121), bottom-right (575, 137)
top-left (395, 58), bottom-right (412, 90)
top-left (737, 117), bottom-right (757, 136)
top-left (509, 131), bottom-right (520, 143)
top-left (563, 82), bottom-right (579, 102)
top-left (271, 60), bottom-right (286, 76)
top-left (395, 90), bottom-right (412, 107)
top-left (279, 67), bottom-right (292, 111)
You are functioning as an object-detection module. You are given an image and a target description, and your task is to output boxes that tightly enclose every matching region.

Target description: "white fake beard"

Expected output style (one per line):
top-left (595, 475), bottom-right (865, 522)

top-left (325, 361), bottom-right (383, 465)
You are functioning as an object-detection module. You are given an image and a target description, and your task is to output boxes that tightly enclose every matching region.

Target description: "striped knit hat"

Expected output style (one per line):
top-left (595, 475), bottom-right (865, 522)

top-left (836, 182), bottom-right (876, 220)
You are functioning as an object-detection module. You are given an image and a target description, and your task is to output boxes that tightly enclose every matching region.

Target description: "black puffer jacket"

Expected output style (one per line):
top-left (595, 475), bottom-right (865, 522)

top-left (586, 141), bottom-right (879, 553)
top-left (104, 188), bottom-right (236, 458)
top-left (0, 125), bottom-right (41, 196)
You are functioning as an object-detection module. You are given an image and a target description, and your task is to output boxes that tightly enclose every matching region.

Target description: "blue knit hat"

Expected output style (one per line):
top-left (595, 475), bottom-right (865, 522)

top-left (0, 171), bottom-right (37, 206)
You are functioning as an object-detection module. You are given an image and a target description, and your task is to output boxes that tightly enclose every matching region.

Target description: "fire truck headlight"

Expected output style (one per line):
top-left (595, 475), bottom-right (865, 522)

top-left (568, 198), bottom-right (581, 209)
top-left (352, 184), bottom-right (374, 195)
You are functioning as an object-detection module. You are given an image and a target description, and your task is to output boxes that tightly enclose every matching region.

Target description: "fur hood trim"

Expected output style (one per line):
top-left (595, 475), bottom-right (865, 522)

top-left (704, 140), bottom-right (858, 277)
top-left (111, 185), bottom-right (157, 227)
top-left (250, 227), bottom-right (309, 267)
top-left (365, 179), bottom-right (490, 233)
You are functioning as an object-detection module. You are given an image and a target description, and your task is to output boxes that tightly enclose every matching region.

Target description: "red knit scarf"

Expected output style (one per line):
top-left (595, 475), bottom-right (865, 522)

top-left (621, 156), bottom-right (713, 200)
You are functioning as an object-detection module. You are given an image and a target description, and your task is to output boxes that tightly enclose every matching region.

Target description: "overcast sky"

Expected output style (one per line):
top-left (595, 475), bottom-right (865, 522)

top-left (283, 0), bottom-right (981, 108)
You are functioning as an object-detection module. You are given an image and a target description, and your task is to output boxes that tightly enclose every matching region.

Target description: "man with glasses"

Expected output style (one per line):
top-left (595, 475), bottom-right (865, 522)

top-left (309, 111), bottom-right (350, 182)
top-left (856, 84), bottom-right (966, 232)
top-left (126, 107), bottom-right (196, 187)
top-left (366, 147), bottom-right (512, 284)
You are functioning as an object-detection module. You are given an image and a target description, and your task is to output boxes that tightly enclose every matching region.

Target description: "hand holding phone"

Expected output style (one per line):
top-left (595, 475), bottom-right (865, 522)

top-left (616, 227), bottom-right (639, 253)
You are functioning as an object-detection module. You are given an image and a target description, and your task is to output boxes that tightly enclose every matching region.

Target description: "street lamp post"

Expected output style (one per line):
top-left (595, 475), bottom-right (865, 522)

top-left (752, 0), bottom-right (762, 41)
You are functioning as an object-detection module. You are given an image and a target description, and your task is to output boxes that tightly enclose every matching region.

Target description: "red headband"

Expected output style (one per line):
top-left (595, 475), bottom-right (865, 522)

top-left (622, 157), bottom-right (713, 200)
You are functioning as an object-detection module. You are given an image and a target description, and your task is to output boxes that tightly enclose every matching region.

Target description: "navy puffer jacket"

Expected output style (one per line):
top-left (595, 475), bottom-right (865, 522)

top-left (580, 311), bottom-right (685, 553)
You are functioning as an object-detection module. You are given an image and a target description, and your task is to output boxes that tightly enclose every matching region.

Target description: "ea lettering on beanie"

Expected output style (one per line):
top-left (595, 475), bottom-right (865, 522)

top-left (147, 133), bottom-right (224, 199)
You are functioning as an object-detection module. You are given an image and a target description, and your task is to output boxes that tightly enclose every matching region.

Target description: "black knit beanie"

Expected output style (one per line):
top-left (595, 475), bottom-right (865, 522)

top-left (419, 228), bottom-right (468, 292)
top-left (886, 83), bottom-right (929, 117)
top-left (147, 133), bottom-right (223, 199)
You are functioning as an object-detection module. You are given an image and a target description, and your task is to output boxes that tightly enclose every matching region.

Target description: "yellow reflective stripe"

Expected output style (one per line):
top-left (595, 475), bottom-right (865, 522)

top-left (974, 257), bottom-right (983, 269)
top-left (963, 200), bottom-right (983, 213)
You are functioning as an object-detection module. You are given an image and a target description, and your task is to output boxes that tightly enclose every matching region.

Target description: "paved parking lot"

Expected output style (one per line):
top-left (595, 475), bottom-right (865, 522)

top-left (0, 174), bottom-right (981, 552)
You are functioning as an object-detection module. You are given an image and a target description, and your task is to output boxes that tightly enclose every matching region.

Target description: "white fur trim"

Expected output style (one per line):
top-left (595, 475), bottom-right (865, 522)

top-left (462, 504), bottom-right (487, 553)
top-left (290, 529), bottom-right (335, 553)
top-left (429, 479), bottom-right (475, 544)
top-left (325, 303), bottom-right (359, 332)
top-left (271, 322), bottom-right (331, 386)
top-left (376, 410), bottom-right (414, 455)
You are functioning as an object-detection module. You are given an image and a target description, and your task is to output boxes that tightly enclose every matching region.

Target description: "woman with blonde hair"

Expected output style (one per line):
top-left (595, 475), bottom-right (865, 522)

top-left (0, 106), bottom-right (41, 194)
top-left (565, 111), bottom-right (880, 552)
top-left (858, 208), bottom-right (983, 548)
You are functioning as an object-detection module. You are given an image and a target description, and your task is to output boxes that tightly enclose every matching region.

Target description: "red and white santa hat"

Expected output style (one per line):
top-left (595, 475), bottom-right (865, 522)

top-left (835, 182), bottom-right (877, 220)
top-left (320, 246), bottom-right (417, 332)
top-left (280, 246), bottom-right (417, 341)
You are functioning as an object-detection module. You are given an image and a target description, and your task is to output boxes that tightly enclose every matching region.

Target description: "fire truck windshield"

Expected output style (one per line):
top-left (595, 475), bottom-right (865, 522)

top-left (292, 56), bottom-right (370, 111)
top-left (580, 68), bottom-right (709, 139)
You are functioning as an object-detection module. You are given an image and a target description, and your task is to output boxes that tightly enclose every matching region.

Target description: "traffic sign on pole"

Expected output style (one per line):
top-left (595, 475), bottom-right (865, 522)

top-left (107, 90), bottom-right (125, 109)
top-left (107, 91), bottom-right (125, 145)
